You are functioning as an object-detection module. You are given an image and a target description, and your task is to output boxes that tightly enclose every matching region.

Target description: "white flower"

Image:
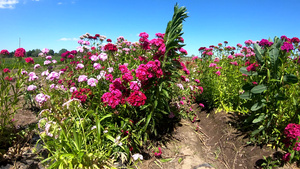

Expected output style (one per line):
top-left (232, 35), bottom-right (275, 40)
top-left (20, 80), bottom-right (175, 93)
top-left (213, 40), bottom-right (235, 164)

top-left (132, 153), bottom-right (143, 161)
top-left (91, 126), bottom-right (96, 130)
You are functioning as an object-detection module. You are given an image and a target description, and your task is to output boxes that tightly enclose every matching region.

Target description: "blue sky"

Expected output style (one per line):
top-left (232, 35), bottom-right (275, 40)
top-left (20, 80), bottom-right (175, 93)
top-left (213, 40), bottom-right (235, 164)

top-left (0, 0), bottom-right (299, 56)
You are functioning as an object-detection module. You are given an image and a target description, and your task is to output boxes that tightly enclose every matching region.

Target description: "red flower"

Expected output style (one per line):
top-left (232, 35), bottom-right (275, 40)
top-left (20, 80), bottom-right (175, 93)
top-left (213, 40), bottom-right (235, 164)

top-left (25, 57), bottom-right (34, 64)
top-left (104, 43), bottom-right (117, 52)
top-left (14, 48), bottom-right (26, 57)
top-left (4, 76), bottom-right (13, 81)
top-left (3, 68), bottom-right (10, 73)
top-left (127, 91), bottom-right (147, 107)
top-left (107, 39), bottom-right (112, 42)
top-left (0, 49), bottom-right (9, 55)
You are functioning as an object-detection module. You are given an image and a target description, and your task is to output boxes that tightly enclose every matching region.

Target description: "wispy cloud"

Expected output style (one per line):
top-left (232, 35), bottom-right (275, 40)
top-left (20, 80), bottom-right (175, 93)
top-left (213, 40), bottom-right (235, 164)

top-left (57, 2), bottom-right (62, 5)
top-left (0, 0), bottom-right (19, 9)
top-left (59, 38), bottom-right (78, 41)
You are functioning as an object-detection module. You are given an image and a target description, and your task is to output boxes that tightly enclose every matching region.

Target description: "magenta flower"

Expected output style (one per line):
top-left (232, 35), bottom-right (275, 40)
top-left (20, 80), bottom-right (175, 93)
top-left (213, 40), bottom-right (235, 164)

top-left (199, 103), bottom-right (205, 108)
top-left (215, 71), bottom-right (221, 76)
top-left (281, 42), bottom-right (294, 52)
top-left (209, 63), bottom-right (217, 68)
top-left (87, 78), bottom-right (98, 87)
top-left (227, 55), bottom-right (234, 59)
top-left (129, 81), bottom-right (141, 91)
top-left (154, 147), bottom-right (162, 157)
top-left (78, 75), bottom-right (88, 82)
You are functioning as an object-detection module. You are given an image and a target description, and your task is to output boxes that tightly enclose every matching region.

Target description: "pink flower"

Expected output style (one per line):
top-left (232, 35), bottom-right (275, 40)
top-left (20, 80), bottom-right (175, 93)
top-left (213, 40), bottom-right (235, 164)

top-left (195, 79), bottom-right (200, 83)
top-left (78, 75), bottom-right (88, 82)
top-left (45, 55), bottom-right (52, 60)
top-left (107, 67), bottom-right (114, 73)
top-left (215, 71), bottom-right (221, 76)
top-left (169, 112), bottom-right (175, 118)
top-left (76, 63), bottom-right (84, 70)
top-left (177, 83), bottom-right (184, 90)
top-left (87, 78), bottom-right (98, 87)
top-left (35, 93), bottom-right (50, 105)
top-left (179, 48), bottom-right (188, 55)
top-left (209, 63), bottom-right (217, 67)
top-left (21, 70), bottom-right (28, 75)
top-left (199, 103), bottom-right (205, 108)
top-left (42, 48), bottom-right (49, 54)
top-left (34, 64), bottom-right (41, 69)
top-left (252, 82), bottom-right (257, 85)
top-left (28, 72), bottom-right (39, 81)
top-left (99, 53), bottom-right (108, 61)
top-left (90, 55), bottom-right (99, 61)
top-left (282, 153), bottom-right (291, 162)
top-left (180, 101), bottom-right (184, 105)
top-left (154, 147), bottom-right (162, 157)
top-left (44, 60), bottom-right (52, 65)
top-left (130, 81), bottom-right (141, 91)
top-left (227, 55), bottom-right (234, 59)
top-left (93, 63), bottom-right (101, 70)
top-left (27, 85), bottom-right (37, 91)
top-left (46, 71), bottom-right (60, 81)
top-left (70, 87), bottom-right (77, 93)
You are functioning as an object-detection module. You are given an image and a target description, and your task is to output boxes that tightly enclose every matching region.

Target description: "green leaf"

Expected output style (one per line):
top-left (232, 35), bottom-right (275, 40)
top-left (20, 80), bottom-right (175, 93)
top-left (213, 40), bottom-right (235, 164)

top-left (162, 89), bottom-right (170, 99)
top-left (242, 83), bottom-right (253, 91)
top-left (252, 114), bottom-right (265, 123)
top-left (251, 102), bottom-right (265, 111)
top-left (270, 47), bottom-right (279, 69)
top-left (254, 43), bottom-right (264, 65)
top-left (240, 91), bottom-right (252, 100)
top-left (283, 74), bottom-right (298, 84)
top-left (251, 84), bottom-right (267, 94)
top-left (160, 158), bottom-right (173, 163)
top-left (251, 126), bottom-right (265, 136)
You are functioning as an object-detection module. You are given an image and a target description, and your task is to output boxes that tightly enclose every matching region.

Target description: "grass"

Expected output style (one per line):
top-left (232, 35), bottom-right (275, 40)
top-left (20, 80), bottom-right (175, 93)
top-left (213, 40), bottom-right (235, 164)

top-left (1, 56), bottom-right (62, 69)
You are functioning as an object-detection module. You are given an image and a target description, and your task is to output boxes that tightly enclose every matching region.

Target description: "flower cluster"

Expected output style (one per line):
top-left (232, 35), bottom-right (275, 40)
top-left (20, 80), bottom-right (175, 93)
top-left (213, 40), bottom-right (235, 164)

top-left (71, 88), bottom-right (92, 103)
top-left (35, 93), bottom-right (50, 105)
top-left (282, 123), bottom-right (300, 162)
top-left (14, 48), bottom-right (26, 57)
top-left (25, 57), bottom-right (35, 64)
top-left (3, 68), bottom-right (10, 73)
top-left (136, 60), bottom-right (163, 82)
top-left (0, 49), bottom-right (9, 56)
top-left (104, 43), bottom-right (118, 52)
top-left (281, 42), bottom-right (294, 53)
top-left (258, 39), bottom-right (273, 47)
top-left (127, 91), bottom-right (147, 107)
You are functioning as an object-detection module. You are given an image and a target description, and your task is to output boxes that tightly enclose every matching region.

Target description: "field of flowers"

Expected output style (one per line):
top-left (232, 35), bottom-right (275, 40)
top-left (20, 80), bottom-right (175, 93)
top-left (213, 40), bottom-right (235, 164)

top-left (1, 4), bottom-right (300, 169)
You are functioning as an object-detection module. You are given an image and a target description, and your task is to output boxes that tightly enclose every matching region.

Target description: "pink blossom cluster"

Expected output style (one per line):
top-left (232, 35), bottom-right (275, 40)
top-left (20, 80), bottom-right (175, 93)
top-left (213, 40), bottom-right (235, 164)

top-left (136, 60), bottom-right (163, 82)
top-left (35, 93), bottom-right (50, 105)
top-left (282, 123), bottom-right (300, 162)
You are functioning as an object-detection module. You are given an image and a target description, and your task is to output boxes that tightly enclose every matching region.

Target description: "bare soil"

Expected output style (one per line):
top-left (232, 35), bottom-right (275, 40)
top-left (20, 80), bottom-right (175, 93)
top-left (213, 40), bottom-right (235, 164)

top-left (2, 106), bottom-right (300, 169)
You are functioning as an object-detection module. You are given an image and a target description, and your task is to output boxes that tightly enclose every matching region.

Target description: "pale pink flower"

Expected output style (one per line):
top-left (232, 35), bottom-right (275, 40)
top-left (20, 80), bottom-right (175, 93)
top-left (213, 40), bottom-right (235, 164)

top-left (45, 55), bottom-right (52, 60)
top-left (41, 70), bottom-right (49, 76)
top-left (107, 67), bottom-right (114, 73)
top-left (78, 75), bottom-right (88, 82)
top-left (35, 93), bottom-right (50, 105)
top-left (21, 70), bottom-right (28, 75)
top-left (87, 78), bottom-right (98, 87)
top-left (42, 48), bottom-right (49, 54)
top-left (27, 85), bottom-right (37, 91)
top-left (44, 60), bottom-right (52, 65)
top-left (99, 53), bottom-right (108, 61)
top-left (28, 72), bottom-right (39, 81)
top-left (76, 63), bottom-right (84, 69)
top-left (52, 60), bottom-right (57, 64)
top-left (91, 55), bottom-right (99, 61)
top-left (177, 83), bottom-right (184, 90)
top-left (97, 70), bottom-right (106, 80)
top-left (70, 87), bottom-right (77, 93)
top-left (93, 63), bottom-right (101, 70)
top-left (34, 64), bottom-right (41, 69)
top-left (46, 71), bottom-right (60, 81)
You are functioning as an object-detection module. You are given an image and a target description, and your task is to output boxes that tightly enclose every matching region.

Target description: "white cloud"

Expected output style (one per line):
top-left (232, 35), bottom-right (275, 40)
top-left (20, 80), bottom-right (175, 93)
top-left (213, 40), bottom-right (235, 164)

top-left (57, 2), bottom-right (62, 5)
top-left (0, 0), bottom-right (19, 9)
top-left (59, 38), bottom-right (78, 41)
